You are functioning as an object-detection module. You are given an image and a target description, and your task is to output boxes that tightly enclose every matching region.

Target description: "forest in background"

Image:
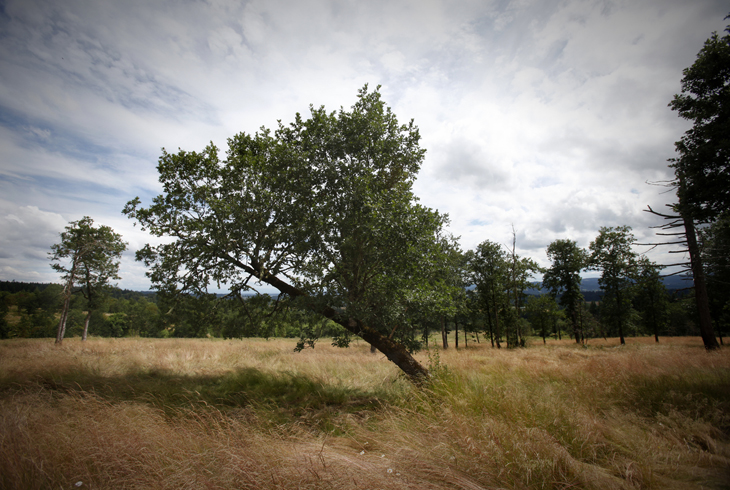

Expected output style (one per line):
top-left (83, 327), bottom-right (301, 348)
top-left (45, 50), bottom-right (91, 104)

top-left (0, 277), bottom-right (704, 343)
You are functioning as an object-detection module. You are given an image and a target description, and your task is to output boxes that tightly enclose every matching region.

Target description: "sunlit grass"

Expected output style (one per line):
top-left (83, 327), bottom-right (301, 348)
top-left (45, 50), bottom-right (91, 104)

top-left (1, 336), bottom-right (729, 489)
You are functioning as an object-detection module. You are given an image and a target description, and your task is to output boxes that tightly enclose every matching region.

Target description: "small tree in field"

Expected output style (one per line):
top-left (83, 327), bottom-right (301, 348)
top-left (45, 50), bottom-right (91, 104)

top-left (525, 294), bottom-right (560, 344)
top-left (589, 226), bottom-right (638, 345)
top-left (466, 241), bottom-right (509, 348)
top-left (633, 256), bottom-right (669, 343)
top-left (50, 217), bottom-right (127, 343)
top-left (543, 239), bottom-right (589, 344)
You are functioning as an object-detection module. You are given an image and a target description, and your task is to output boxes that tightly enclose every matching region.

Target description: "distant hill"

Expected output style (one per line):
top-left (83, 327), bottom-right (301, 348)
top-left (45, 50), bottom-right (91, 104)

top-left (0, 280), bottom-right (60, 293)
top-left (0, 280), bottom-right (156, 300)
top-left (578, 275), bottom-right (692, 292)
top-left (525, 275), bottom-right (693, 298)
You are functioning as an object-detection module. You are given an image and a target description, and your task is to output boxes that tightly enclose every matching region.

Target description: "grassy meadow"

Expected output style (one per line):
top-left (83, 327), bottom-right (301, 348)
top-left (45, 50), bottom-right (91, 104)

top-left (1, 335), bottom-right (729, 489)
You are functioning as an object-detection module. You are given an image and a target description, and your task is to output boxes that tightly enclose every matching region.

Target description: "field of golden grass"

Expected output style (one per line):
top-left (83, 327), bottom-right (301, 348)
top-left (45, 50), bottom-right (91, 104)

top-left (1, 336), bottom-right (729, 489)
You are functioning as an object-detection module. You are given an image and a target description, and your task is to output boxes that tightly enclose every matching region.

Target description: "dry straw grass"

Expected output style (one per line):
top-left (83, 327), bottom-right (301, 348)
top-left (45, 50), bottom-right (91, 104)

top-left (1, 336), bottom-right (729, 489)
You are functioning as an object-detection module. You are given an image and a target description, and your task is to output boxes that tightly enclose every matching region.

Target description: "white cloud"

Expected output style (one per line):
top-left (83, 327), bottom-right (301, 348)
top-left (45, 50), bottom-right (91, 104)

top-left (0, 0), bottom-right (727, 289)
top-left (0, 202), bottom-right (67, 281)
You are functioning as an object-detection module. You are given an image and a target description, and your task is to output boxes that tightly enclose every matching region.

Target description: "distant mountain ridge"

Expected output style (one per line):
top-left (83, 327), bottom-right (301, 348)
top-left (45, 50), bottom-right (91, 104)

top-left (525, 275), bottom-right (692, 297)
top-left (578, 275), bottom-right (691, 292)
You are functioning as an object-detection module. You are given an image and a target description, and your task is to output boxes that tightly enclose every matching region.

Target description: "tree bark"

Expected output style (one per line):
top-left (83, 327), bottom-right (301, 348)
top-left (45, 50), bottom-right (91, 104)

top-left (82, 310), bottom-right (91, 341)
top-left (616, 287), bottom-right (625, 345)
top-left (683, 215), bottom-right (720, 350)
top-left (441, 317), bottom-right (449, 349)
top-left (56, 277), bottom-right (73, 345)
top-left (572, 309), bottom-right (580, 344)
top-left (55, 296), bottom-right (69, 344)
top-left (454, 320), bottom-right (458, 349)
top-left (242, 260), bottom-right (430, 381)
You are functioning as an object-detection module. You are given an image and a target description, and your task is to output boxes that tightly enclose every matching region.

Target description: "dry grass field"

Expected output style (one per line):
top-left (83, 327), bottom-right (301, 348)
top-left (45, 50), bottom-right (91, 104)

top-left (1, 336), bottom-right (729, 489)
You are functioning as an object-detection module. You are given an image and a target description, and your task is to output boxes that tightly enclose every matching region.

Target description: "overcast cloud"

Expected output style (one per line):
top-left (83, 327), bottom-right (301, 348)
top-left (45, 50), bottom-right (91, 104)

top-left (0, 0), bottom-right (727, 290)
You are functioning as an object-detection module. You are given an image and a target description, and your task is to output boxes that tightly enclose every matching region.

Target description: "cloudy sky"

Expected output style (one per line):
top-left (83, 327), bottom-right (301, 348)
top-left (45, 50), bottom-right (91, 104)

top-left (0, 0), bottom-right (727, 291)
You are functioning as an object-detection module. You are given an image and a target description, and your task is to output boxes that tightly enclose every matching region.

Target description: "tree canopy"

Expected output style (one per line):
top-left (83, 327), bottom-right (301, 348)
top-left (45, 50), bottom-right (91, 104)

top-left (124, 86), bottom-right (456, 380)
top-left (589, 226), bottom-right (638, 346)
top-left (670, 17), bottom-right (730, 222)
top-left (646, 17), bottom-right (729, 350)
top-left (543, 239), bottom-right (588, 344)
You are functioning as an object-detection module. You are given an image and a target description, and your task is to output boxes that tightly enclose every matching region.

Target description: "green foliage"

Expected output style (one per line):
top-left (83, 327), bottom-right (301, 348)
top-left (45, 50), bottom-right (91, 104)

top-left (589, 226), bottom-right (639, 344)
top-left (106, 313), bottom-right (128, 337)
top-left (633, 257), bottom-right (670, 340)
top-left (466, 239), bottom-right (539, 348)
top-left (49, 217), bottom-right (127, 293)
top-left (466, 241), bottom-right (509, 347)
top-left (424, 347), bottom-right (451, 382)
top-left (525, 294), bottom-right (561, 343)
top-left (543, 239), bottom-right (588, 342)
top-left (160, 293), bottom-right (220, 338)
top-left (670, 18), bottom-right (730, 222)
top-left (0, 293), bottom-right (8, 339)
top-left (49, 216), bottom-right (127, 342)
top-left (700, 212), bottom-right (730, 337)
top-left (665, 296), bottom-right (696, 336)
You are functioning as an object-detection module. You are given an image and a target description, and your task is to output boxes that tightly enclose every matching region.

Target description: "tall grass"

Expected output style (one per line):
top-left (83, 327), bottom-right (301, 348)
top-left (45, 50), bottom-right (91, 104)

top-left (1, 336), bottom-right (728, 489)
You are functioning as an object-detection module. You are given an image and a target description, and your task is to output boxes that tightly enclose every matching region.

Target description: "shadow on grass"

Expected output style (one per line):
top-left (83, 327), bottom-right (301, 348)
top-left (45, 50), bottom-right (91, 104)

top-left (626, 370), bottom-right (730, 430)
top-left (1, 366), bottom-right (385, 422)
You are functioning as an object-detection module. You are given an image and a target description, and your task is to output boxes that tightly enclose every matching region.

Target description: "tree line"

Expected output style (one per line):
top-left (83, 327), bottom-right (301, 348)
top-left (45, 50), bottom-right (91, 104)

top-left (0, 282), bottom-right (348, 341)
top-left (0, 265), bottom-right (704, 346)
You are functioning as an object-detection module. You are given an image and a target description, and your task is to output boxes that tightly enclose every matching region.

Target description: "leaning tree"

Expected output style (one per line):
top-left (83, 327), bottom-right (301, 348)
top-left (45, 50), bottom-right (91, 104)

top-left (124, 86), bottom-right (457, 381)
top-left (645, 17), bottom-right (729, 350)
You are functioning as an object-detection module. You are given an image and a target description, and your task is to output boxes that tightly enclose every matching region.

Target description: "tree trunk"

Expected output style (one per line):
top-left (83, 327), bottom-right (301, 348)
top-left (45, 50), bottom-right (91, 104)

top-left (651, 297), bottom-right (659, 343)
top-left (454, 320), bottom-right (459, 349)
top-left (493, 299), bottom-right (501, 348)
top-left (245, 262), bottom-right (430, 381)
top-left (441, 317), bottom-right (448, 349)
top-left (56, 301), bottom-right (68, 344)
top-left (579, 303), bottom-right (585, 344)
top-left (485, 306), bottom-right (494, 347)
top-left (56, 261), bottom-right (78, 345)
top-left (616, 288), bottom-right (625, 346)
top-left (56, 281), bottom-right (73, 345)
top-left (82, 310), bottom-right (91, 341)
top-left (683, 215), bottom-right (720, 350)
